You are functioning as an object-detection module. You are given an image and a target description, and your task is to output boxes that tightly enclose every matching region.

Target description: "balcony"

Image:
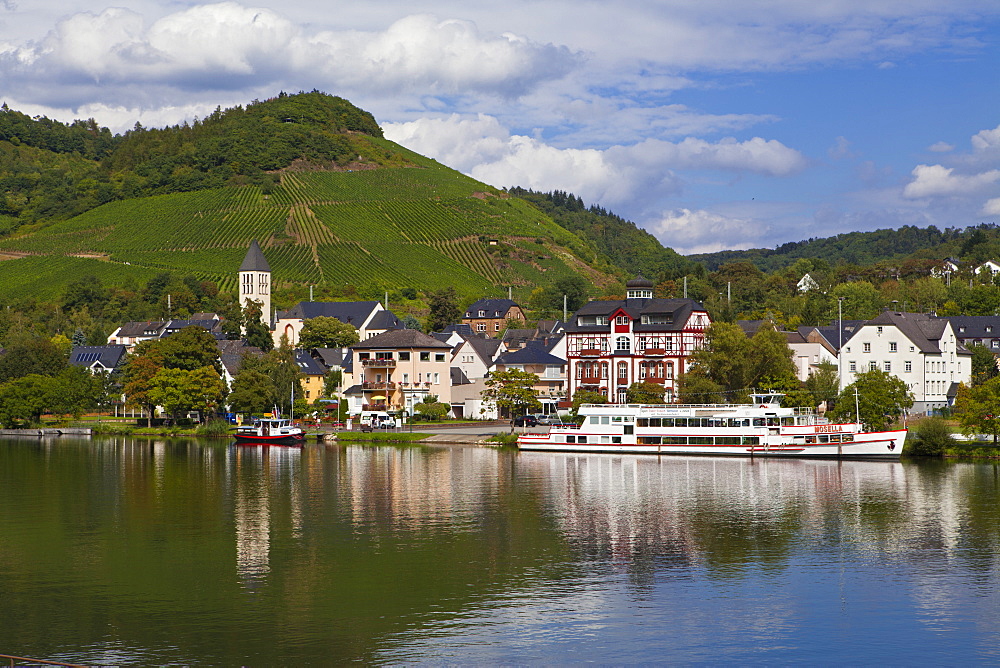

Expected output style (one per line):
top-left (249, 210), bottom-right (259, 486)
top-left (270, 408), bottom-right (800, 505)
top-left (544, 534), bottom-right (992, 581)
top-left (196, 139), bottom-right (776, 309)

top-left (362, 358), bottom-right (397, 368)
top-left (361, 381), bottom-right (397, 390)
top-left (362, 403), bottom-right (388, 411)
top-left (578, 348), bottom-right (603, 357)
top-left (642, 348), bottom-right (666, 356)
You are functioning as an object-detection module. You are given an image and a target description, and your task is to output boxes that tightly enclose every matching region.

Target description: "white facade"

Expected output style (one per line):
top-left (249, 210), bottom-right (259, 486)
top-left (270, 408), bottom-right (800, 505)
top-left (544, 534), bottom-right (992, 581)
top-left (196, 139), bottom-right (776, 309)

top-left (839, 314), bottom-right (969, 414)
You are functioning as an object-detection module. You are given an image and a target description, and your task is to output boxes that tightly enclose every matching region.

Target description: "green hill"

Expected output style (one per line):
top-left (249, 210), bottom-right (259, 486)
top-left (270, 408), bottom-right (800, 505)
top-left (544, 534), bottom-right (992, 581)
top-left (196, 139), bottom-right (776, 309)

top-left (0, 93), bottom-right (618, 302)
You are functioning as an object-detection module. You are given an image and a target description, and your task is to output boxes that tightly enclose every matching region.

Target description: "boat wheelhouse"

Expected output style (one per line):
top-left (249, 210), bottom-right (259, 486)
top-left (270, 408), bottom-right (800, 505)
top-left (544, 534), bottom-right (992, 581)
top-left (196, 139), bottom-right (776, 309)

top-left (517, 394), bottom-right (905, 459)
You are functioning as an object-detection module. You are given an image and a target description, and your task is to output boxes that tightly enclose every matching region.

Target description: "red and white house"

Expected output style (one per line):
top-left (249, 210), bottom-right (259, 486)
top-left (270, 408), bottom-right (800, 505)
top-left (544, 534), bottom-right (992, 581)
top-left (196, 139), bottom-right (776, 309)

top-left (564, 277), bottom-right (711, 403)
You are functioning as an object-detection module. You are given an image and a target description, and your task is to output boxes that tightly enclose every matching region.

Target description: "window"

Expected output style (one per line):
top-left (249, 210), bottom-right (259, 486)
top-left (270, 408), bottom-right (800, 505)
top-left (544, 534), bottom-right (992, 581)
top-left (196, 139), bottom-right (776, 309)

top-left (420, 352), bottom-right (430, 361)
top-left (477, 324), bottom-right (487, 332)
top-left (258, 274), bottom-right (268, 294)
top-left (435, 353), bottom-right (445, 362)
top-left (863, 342), bottom-right (871, 353)
top-left (403, 373), bottom-right (409, 384)
top-left (495, 323), bottom-right (501, 331)
top-left (615, 315), bottom-right (629, 325)
top-left (849, 361), bottom-right (857, 372)
top-left (478, 310), bottom-right (485, 317)
top-left (242, 273), bottom-right (253, 294)
top-left (618, 362), bottom-right (628, 379)
top-left (869, 361), bottom-right (877, 371)
top-left (616, 336), bottom-right (630, 352)
top-left (884, 362), bottom-right (891, 372)
top-left (889, 342), bottom-right (897, 352)
top-left (877, 326), bottom-right (883, 334)
top-left (904, 361), bottom-right (912, 372)
top-left (433, 373), bottom-right (440, 384)
top-left (398, 352), bottom-right (410, 361)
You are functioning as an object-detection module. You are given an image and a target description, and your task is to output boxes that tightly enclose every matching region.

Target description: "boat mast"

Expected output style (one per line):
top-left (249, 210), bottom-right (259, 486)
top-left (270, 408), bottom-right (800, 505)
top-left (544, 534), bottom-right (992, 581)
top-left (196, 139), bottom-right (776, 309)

top-left (854, 387), bottom-right (861, 427)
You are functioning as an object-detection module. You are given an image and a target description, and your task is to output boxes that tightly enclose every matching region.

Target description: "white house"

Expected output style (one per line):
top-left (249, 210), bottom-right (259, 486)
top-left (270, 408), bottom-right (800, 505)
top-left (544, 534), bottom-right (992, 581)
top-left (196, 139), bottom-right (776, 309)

top-left (797, 273), bottom-right (820, 293)
top-left (976, 260), bottom-right (1000, 278)
top-left (838, 311), bottom-right (971, 415)
top-left (272, 301), bottom-right (401, 347)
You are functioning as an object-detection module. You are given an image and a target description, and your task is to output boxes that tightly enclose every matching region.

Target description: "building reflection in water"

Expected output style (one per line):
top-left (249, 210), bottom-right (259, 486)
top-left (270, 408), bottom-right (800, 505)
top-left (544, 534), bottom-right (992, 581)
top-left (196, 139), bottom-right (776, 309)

top-left (229, 445), bottom-right (303, 589)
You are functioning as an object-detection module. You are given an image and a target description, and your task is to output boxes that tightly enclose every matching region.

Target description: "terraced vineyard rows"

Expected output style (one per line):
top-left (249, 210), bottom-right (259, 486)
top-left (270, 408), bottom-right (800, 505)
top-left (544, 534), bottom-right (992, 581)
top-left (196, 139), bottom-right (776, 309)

top-left (0, 143), bottom-right (614, 299)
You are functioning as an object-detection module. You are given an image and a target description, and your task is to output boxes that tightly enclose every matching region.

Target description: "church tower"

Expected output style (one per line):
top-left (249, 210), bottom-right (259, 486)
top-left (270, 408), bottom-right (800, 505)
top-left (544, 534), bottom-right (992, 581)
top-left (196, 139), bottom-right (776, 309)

top-left (239, 240), bottom-right (271, 326)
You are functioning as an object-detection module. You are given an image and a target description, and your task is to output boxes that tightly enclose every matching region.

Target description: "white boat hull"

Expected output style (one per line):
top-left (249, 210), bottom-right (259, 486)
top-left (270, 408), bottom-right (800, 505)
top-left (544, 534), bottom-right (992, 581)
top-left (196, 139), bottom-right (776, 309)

top-left (517, 428), bottom-right (905, 459)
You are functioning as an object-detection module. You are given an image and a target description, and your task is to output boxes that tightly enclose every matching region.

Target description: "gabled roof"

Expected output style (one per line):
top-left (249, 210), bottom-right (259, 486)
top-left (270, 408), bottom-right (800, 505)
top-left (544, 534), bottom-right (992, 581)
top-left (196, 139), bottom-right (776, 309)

top-left (69, 345), bottom-right (127, 370)
top-left (865, 311), bottom-right (951, 354)
top-left (114, 321), bottom-right (166, 338)
top-left (283, 301), bottom-right (381, 324)
top-left (312, 348), bottom-right (346, 369)
top-left (810, 320), bottom-right (865, 352)
top-left (239, 240), bottom-right (271, 272)
top-left (351, 328), bottom-right (452, 350)
top-left (366, 309), bottom-right (402, 330)
top-left (941, 315), bottom-right (1000, 339)
top-left (494, 341), bottom-right (566, 367)
top-left (567, 298), bottom-right (704, 332)
top-left (463, 298), bottom-right (521, 318)
top-left (295, 350), bottom-right (327, 376)
top-left (217, 339), bottom-right (263, 376)
top-left (464, 336), bottom-right (503, 362)
top-left (451, 367), bottom-right (472, 385)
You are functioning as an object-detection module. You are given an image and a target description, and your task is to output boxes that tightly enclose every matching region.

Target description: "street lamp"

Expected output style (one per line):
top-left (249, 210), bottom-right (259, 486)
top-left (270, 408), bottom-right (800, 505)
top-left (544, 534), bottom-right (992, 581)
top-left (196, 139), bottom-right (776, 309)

top-left (838, 297), bottom-right (845, 393)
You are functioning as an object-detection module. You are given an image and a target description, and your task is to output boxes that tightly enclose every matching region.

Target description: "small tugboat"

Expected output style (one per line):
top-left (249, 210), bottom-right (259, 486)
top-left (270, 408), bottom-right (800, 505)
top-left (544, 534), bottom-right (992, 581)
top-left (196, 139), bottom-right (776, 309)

top-left (233, 417), bottom-right (305, 446)
top-left (517, 393), bottom-right (905, 459)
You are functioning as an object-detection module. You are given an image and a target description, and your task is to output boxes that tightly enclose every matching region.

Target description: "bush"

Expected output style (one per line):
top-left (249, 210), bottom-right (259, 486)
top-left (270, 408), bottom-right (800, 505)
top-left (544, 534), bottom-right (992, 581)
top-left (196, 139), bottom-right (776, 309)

top-left (905, 417), bottom-right (955, 457)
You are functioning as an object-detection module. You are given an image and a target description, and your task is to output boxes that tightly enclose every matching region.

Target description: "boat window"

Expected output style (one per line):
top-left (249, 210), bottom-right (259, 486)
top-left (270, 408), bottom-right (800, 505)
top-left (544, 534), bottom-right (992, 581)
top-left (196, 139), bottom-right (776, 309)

top-left (767, 418), bottom-right (780, 426)
top-left (843, 435), bottom-right (854, 442)
top-left (590, 417), bottom-right (600, 425)
top-left (708, 418), bottom-right (725, 428)
top-left (663, 436), bottom-right (686, 444)
top-left (782, 418), bottom-right (795, 426)
top-left (624, 416), bottom-right (634, 423)
top-left (805, 436), bottom-right (816, 443)
top-left (600, 436), bottom-right (610, 443)
top-left (818, 435), bottom-right (829, 443)
top-left (715, 436), bottom-right (741, 445)
top-left (623, 426), bottom-right (633, 435)
top-left (578, 435), bottom-right (588, 443)
top-left (661, 418), bottom-right (675, 427)
top-left (830, 434), bottom-right (841, 442)
top-left (648, 418), bottom-right (661, 427)
top-left (612, 416), bottom-right (623, 423)
top-left (601, 417), bottom-right (610, 425)
top-left (638, 418), bottom-right (648, 427)
top-left (612, 436), bottom-right (622, 444)
top-left (742, 437), bottom-right (759, 445)
top-left (753, 418), bottom-right (766, 426)
top-left (639, 437), bottom-right (660, 444)
top-left (689, 437), bottom-right (713, 445)
top-left (566, 435), bottom-right (576, 443)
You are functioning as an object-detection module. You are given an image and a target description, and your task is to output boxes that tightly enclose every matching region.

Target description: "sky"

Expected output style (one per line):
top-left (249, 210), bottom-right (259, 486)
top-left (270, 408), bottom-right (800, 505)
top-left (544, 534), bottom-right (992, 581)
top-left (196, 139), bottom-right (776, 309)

top-left (2, 2), bottom-right (1000, 255)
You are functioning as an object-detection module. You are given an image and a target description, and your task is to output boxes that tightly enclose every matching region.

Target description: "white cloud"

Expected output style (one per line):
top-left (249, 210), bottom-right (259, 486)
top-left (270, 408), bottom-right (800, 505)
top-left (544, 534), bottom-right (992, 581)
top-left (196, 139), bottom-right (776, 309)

top-left (384, 114), bottom-right (805, 211)
top-left (929, 141), bottom-right (954, 152)
top-left (972, 124), bottom-right (1000, 153)
top-left (648, 208), bottom-right (769, 255)
top-left (984, 198), bottom-right (1000, 216)
top-left (903, 164), bottom-right (1000, 199)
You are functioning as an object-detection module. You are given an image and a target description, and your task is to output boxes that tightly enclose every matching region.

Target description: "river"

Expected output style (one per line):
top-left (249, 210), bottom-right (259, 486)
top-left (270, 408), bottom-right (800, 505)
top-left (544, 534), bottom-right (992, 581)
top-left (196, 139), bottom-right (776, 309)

top-left (1, 436), bottom-right (998, 664)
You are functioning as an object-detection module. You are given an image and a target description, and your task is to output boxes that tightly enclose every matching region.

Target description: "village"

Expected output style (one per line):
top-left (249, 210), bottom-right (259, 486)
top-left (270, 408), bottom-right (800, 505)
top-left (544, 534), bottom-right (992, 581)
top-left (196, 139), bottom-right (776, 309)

top-left (55, 240), bottom-right (998, 430)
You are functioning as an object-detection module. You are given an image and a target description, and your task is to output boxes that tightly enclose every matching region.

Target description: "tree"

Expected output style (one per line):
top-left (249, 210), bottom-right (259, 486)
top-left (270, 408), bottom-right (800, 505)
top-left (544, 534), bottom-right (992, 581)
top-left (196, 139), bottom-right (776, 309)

top-left (686, 322), bottom-right (797, 402)
top-left (482, 369), bottom-right (541, 423)
top-left (828, 369), bottom-right (913, 432)
top-left (0, 336), bottom-right (69, 383)
top-left (968, 344), bottom-right (999, 386)
top-left (157, 326), bottom-right (222, 373)
top-left (906, 416), bottom-right (955, 456)
top-left (227, 362), bottom-right (277, 415)
top-left (0, 374), bottom-right (54, 426)
top-left (427, 287), bottom-right (461, 333)
top-left (954, 378), bottom-right (1000, 444)
top-left (298, 316), bottom-right (359, 348)
top-left (551, 275), bottom-right (590, 312)
top-left (676, 372), bottom-right (724, 404)
top-left (804, 361), bottom-right (840, 409)
top-left (625, 381), bottom-right (666, 404)
top-left (242, 299), bottom-right (273, 351)
top-left (49, 365), bottom-right (101, 420)
top-left (148, 366), bottom-right (227, 420)
top-left (414, 394), bottom-right (449, 420)
top-left (122, 341), bottom-right (164, 427)
top-left (569, 389), bottom-right (606, 421)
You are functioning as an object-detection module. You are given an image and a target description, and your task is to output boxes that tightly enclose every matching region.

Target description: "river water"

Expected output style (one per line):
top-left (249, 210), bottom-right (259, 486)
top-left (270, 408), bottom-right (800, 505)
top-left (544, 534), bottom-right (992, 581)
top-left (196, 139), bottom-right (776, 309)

top-left (1, 436), bottom-right (999, 665)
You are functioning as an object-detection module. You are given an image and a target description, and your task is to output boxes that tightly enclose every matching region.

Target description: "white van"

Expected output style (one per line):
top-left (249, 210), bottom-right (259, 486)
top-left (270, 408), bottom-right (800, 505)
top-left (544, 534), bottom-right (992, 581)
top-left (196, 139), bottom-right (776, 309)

top-left (359, 411), bottom-right (395, 429)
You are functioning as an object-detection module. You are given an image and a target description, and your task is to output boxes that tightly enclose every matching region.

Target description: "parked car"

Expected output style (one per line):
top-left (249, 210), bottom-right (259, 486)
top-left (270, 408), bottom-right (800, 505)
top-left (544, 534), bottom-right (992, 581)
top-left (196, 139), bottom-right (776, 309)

top-left (513, 415), bottom-right (538, 427)
top-left (535, 415), bottom-right (564, 425)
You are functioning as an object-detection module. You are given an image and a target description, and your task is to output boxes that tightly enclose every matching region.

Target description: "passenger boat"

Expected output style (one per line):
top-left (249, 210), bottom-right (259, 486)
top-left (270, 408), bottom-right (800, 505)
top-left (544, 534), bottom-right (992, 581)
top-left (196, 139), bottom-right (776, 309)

top-left (233, 418), bottom-right (305, 446)
top-left (517, 393), bottom-right (905, 459)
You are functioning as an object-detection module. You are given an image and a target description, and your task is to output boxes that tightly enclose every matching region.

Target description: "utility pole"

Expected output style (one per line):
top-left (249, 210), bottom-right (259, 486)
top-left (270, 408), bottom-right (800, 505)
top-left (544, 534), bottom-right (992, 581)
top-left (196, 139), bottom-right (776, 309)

top-left (683, 276), bottom-right (688, 299)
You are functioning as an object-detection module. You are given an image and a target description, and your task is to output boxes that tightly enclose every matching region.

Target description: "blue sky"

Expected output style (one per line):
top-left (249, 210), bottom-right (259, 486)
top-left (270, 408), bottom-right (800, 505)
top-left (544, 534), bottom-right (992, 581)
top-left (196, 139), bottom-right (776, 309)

top-left (1, 2), bottom-right (999, 254)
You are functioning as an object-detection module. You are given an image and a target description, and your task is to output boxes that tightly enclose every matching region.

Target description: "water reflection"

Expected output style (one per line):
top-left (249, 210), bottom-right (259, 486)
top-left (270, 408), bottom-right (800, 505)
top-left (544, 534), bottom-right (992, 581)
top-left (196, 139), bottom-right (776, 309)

top-left (3, 437), bottom-right (1000, 664)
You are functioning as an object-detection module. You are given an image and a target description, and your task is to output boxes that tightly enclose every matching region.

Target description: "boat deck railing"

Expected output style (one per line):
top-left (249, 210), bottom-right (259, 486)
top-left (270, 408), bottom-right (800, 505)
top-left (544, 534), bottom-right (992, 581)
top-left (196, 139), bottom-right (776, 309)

top-left (580, 403), bottom-right (816, 415)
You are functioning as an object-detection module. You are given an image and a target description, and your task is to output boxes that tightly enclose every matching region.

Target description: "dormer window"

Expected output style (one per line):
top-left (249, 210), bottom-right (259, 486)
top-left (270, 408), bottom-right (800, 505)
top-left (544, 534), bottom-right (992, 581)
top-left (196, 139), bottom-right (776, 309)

top-left (641, 314), bottom-right (673, 325)
top-left (478, 310), bottom-right (485, 317)
top-left (988, 327), bottom-right (994, 333)
top-left (615, 315), bottom-right (629, 325)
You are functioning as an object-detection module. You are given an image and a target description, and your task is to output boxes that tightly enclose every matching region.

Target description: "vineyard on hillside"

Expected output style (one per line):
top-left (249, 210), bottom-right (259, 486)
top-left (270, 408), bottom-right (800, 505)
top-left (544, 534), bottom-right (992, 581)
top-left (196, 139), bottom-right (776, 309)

top-left (0, 164), bottom-right (611, 300)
